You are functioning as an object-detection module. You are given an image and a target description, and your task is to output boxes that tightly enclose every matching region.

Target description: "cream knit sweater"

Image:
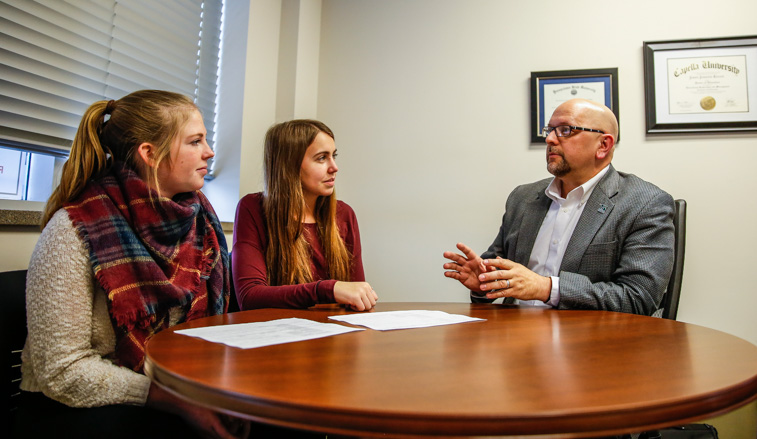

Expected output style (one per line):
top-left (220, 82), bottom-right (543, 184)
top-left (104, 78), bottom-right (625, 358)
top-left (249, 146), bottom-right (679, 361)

top-left (21, 210), bottom-right (155, 408)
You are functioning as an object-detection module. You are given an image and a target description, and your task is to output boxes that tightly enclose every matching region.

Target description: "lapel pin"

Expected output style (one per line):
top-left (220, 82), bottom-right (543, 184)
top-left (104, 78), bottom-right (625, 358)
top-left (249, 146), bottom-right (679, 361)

top-left (598, 204), bottom-right (607, 213)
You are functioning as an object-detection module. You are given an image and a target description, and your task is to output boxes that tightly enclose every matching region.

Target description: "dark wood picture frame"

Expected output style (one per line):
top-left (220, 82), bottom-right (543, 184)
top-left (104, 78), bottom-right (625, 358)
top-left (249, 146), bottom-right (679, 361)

top-left (530, 68), bottom-right (619, 143)
top-left (643, 35), bottom-right (757, 134)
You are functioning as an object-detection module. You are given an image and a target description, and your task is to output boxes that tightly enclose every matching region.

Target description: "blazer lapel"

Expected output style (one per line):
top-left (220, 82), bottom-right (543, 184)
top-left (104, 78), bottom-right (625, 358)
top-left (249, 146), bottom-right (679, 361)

top-left (560, 166), bottom-right (620, 272)
top-left (514, 187), bottom-right (552, 264)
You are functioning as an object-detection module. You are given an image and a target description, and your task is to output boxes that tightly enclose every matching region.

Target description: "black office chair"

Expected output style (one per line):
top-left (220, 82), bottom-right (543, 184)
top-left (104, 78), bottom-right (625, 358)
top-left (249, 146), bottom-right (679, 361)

top-left (659, 199), bottom-right (686, 320)
top-left (227, 253), bottom-right (240, 313)
top-left (1, 269), bottom-right (28, 435)
top-left (644, 200), bottom-right (719, 438)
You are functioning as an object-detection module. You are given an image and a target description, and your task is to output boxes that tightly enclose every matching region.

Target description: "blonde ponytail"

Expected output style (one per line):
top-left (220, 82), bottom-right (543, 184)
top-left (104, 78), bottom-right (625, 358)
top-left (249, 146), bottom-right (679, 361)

top-left (42, 101), bottom-right (111, 226)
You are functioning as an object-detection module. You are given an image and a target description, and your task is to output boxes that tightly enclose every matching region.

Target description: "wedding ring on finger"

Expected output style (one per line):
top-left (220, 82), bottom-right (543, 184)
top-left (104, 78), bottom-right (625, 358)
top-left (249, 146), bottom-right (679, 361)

top-left (505, 279), bottom-right (511, 289)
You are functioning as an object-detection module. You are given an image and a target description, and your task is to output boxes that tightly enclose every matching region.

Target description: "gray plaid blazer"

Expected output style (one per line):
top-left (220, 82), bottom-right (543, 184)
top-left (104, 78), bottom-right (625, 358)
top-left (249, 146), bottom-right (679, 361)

top-left (476, 165), bottom-right (675, 315)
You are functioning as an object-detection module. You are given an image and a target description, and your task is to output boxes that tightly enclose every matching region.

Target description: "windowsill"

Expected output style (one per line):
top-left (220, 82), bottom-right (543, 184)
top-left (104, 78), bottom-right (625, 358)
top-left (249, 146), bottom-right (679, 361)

top-left (0, 200), bottom-right (44, 227)
top-left (0, 200), bottom-right (233, 232)
top-left (0, 209), bottom-right (42, 226)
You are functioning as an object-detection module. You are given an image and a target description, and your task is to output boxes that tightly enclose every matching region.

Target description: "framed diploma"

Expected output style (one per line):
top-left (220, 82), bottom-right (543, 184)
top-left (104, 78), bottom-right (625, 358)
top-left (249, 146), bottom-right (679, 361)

top-left (643, 35), bottom-right (757, 133)
top-left (530, 68), bottom-right (619, 143)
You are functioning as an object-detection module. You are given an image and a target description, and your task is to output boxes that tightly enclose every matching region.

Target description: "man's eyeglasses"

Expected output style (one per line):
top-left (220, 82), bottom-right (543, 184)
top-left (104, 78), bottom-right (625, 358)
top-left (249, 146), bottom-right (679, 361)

top-left (542, 125), bottom-right (605, 138)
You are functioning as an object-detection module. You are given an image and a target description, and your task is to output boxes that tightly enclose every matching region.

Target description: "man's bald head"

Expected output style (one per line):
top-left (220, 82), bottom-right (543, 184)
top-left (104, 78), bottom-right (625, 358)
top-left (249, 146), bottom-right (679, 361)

top-left (555, 99), bottom-right (618, 140)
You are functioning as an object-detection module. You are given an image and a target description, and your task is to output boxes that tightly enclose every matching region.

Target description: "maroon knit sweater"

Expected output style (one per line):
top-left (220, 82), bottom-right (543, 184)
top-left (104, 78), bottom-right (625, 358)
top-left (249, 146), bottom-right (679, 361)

top-left (232, 192), bottom-right (364, 310)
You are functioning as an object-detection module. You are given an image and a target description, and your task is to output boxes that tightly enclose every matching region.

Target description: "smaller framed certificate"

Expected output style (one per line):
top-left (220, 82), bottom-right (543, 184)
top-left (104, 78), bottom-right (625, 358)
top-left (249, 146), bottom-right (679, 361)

top-left (530, 68), bottom-right (619, 144)
top-left (643, 35), bottom-right (757, 133)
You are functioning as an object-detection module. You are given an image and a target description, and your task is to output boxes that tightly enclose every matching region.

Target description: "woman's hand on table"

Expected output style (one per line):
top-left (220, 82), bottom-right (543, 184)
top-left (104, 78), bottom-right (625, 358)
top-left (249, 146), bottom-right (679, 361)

top-left (334, 281), bottom-right (378, 311)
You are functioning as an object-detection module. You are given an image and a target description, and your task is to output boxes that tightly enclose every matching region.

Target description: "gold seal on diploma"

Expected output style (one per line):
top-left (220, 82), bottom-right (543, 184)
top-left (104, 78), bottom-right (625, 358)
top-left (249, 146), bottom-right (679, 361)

top-left (700, 96), bottom-right (716, 111)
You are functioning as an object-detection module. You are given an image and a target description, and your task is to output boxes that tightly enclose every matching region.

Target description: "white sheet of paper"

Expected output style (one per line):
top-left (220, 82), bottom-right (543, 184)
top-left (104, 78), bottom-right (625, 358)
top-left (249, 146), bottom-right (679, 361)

top-left (174, 317), bottom-right (364, 349)
top-left (328, 310), bottom-right (485, 331)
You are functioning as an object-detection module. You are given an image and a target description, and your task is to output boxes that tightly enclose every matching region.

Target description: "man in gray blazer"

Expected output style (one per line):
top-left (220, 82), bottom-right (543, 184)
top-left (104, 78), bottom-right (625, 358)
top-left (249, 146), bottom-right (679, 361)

top-left (443, 99), bottom-right (674, 315)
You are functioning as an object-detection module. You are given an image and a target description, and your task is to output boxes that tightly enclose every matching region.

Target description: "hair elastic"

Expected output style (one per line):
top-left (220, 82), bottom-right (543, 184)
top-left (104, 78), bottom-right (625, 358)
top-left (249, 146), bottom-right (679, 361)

top-left (104, 99), bottom-right (117, 115)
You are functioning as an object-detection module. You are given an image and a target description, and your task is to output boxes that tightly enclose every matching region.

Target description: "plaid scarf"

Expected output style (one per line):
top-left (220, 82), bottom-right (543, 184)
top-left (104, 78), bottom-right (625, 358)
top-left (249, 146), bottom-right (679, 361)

top-left (64, 162), bottom-right (228, 372)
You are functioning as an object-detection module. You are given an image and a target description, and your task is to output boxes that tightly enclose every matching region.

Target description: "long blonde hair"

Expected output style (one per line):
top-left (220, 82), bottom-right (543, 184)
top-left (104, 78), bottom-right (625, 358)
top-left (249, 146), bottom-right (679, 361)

top-left (263, 119), bottom-right (351, 286)
top-left (42, 90), bottom-right (197, 226)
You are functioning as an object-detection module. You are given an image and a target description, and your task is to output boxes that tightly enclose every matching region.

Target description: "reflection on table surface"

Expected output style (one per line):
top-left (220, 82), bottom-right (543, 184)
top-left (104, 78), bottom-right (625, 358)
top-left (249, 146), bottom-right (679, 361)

top-left (145, 302), bottom-right (757, 438)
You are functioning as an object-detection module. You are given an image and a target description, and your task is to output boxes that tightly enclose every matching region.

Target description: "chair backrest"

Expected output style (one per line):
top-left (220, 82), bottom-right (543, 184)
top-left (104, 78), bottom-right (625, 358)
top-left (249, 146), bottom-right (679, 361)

top-left (227, 253), bottom-right (240, 313)
top-left (1, 269), bottom-right (28, 427)
top-left (660, 199), bottom-right (686, 320)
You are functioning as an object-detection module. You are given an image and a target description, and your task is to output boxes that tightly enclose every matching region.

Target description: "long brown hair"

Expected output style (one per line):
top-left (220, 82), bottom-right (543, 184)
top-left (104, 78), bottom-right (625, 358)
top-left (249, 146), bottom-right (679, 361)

top-left (42, 90), bottom-right (197, 226)
top-left (263, 119), bottom-right (351, 286)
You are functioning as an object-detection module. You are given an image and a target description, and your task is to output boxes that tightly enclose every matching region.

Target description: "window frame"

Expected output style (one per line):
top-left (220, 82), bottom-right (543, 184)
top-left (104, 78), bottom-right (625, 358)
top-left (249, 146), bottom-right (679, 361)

top-left (0, 0), bottom-right (224, 192)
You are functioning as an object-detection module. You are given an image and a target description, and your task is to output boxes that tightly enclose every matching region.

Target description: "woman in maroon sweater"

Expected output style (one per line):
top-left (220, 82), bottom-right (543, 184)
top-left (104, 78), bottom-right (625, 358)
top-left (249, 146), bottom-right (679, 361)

top-left (232, 120), bottom-right (378, 311)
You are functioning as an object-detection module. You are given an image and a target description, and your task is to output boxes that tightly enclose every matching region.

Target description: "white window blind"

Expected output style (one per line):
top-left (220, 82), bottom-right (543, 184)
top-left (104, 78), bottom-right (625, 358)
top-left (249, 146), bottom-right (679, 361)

top-left (0, 0), bottom-right (222, 169)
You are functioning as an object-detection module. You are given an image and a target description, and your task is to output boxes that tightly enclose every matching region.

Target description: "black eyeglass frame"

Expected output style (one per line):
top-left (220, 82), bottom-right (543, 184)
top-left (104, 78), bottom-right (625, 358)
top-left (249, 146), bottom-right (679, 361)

top-left (541, 125), bottom-right (605, 138)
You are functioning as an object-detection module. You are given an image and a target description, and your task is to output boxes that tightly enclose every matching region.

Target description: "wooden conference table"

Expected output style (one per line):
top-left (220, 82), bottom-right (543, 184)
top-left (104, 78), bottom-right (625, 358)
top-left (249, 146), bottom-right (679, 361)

top-left (145, 303), bottom-right (757, 438)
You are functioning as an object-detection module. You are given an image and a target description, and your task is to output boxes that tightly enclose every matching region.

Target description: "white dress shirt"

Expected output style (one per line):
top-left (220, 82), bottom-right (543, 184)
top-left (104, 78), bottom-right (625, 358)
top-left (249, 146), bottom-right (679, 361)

top-left (519, 166), bottom-right (610, 307)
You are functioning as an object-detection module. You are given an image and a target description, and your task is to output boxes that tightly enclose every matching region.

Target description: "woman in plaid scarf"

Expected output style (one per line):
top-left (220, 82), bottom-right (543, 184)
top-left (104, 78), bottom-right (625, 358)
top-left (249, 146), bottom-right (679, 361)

top-left (15, 90), bottom-right (247, 438)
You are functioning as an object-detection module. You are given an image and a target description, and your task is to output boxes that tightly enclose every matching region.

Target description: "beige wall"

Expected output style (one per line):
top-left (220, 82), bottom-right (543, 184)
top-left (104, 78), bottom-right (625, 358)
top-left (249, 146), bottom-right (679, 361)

top-left (0, 226), bottom-right (40, 271)
top-left (317, 0), bottom-right (757, 345)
